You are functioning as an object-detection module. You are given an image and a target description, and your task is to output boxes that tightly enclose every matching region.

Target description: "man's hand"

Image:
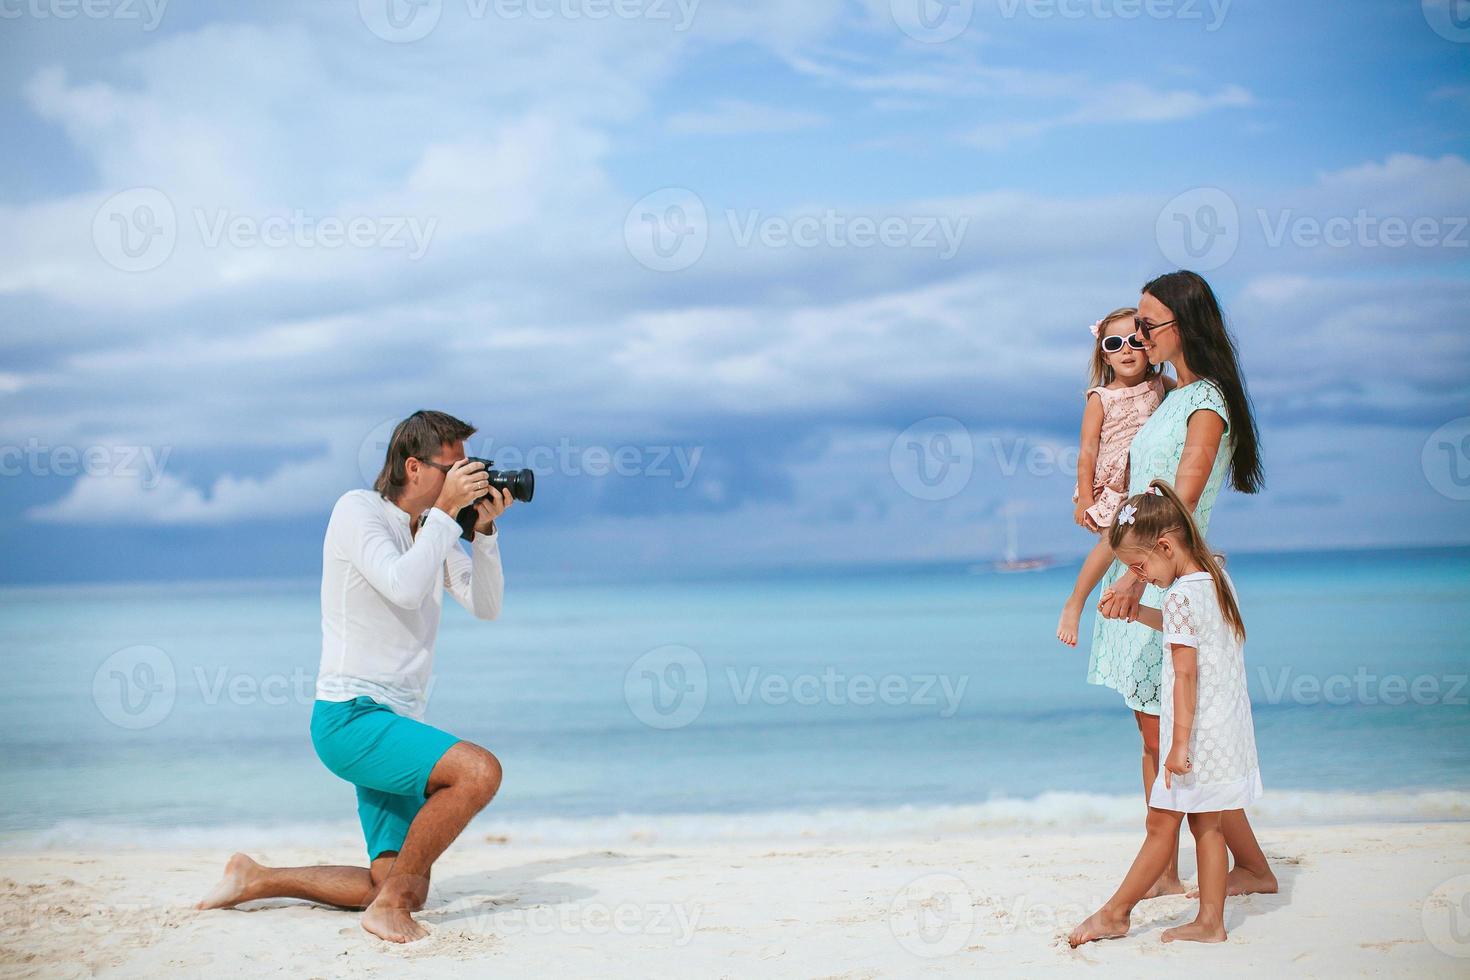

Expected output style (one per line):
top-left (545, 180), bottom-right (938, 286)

top-left (472, 486), bottom-right (513, 533)
top-left (433, 459), bottom-right (488, 517)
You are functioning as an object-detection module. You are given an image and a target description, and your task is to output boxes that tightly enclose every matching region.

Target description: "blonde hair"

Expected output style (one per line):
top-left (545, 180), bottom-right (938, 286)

top-left (1107, 479), bottom-right (1245, 641)
top-left (1087, 306), bottom-right (1159, 388)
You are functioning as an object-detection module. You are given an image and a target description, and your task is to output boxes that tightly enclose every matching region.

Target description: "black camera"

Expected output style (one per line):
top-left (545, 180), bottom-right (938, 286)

top-left (455, 457), bottom-right (534, 540)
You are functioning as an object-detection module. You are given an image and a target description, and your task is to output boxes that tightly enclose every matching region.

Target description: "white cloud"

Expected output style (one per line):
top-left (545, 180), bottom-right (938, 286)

top-left (962, 83), bottom-right (1253, 149)
top-left (27, 450), bottom-right (347, 525)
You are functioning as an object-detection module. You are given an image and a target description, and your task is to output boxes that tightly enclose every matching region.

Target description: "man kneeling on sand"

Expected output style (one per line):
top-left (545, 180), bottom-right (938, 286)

top-left (197, 410), bottom-right (513, 943)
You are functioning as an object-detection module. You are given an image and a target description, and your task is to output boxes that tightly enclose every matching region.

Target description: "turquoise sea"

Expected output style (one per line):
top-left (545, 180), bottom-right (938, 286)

top-left (1, 547), bottom-right (1467, 848)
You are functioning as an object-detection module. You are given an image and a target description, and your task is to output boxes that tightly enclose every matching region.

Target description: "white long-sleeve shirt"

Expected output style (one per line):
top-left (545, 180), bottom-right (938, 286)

top-left (315, 489), bottom-right (503, 719)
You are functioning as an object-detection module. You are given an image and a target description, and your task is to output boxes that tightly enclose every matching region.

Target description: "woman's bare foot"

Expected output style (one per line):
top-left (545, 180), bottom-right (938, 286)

top-left (1067, 906), bottom-right (1130, 947)
top-left (362, 897), bottom-right (430, 943)
top-left (1161, 920), bottom-right (1227, 943)
top-left (1187, 865), bottom-right (1277, 898)
top-left (1057, 600), bottom-right (1085, 647)
top-left (1142, 874), bottom-right (1187, 899)
top-left (195, 852), bottom-right (261, 910)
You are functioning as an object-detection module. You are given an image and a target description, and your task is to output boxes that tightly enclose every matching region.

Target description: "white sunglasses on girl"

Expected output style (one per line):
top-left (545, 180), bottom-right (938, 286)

top-left (1100, 334), bottom-right (1147, 353)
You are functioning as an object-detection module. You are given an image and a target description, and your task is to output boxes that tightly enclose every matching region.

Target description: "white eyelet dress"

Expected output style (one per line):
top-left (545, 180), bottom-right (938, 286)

top-left (1148, 570), bottom-right (1264, 813)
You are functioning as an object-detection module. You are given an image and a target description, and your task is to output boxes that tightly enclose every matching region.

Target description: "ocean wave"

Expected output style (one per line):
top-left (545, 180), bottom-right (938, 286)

top-left (3, 789), bottom-right (1467, 852)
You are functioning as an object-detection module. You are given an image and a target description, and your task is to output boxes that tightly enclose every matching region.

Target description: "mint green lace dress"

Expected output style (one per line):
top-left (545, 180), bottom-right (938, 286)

top-left (1086, 380), bottom-right (1233, 714)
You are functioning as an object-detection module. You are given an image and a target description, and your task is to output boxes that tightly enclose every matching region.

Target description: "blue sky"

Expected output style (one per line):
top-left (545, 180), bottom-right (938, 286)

top-left (1, 0), bottom-right (1467, 584)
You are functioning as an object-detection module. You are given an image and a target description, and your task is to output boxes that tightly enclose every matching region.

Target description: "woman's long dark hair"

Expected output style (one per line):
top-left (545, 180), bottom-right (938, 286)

top-left (1142, 271), bottom-right (1263, 494)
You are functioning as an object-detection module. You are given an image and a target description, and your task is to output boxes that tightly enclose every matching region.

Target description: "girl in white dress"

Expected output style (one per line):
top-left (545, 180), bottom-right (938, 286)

top-left (1070, 479), bottom-right (1270, 947)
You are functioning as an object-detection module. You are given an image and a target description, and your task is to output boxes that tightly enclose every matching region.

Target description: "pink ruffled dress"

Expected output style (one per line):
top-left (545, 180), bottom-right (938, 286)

top-left (1073, 376), bottom-right (1166, 527)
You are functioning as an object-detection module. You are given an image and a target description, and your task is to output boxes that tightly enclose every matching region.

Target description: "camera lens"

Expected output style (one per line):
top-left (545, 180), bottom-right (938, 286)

top-left (487, 467), bottom-right (534, 503)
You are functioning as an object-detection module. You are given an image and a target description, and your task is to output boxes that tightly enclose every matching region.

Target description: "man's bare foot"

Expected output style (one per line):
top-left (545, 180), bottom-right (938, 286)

top-left (1186, 865), bottom-right (1277, 898)
top-left (1161, 920), bottom-right (1227, 943)
top-left (362, 899), bottom-right (430, 943)
top-left (1142, 875), bottom-right (1187, 899)
top-left (1057, 600), bottom-right (1084, 647)
top-left (195, 852), bottom-right (261, 910)
top-left (1067, 906), bottom-right (1130, 947)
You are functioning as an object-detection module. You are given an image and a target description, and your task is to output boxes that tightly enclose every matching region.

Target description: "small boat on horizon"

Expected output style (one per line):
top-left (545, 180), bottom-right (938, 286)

top-left (988, 513), bottom-right (1055, 574)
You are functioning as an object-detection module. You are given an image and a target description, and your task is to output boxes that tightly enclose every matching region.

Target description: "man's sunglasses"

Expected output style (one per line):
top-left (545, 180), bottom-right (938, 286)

top-left (1133, 317), bottom-right (1177, 339)
top-left (1101, 334), bottom-right (1147, 353)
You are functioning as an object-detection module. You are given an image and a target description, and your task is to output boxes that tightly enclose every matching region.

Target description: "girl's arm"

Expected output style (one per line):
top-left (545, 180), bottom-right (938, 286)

top-left (1127, 603), bottom-right (1162, 632)
top-left (1074, 394), bottom-right (1104, 526)
top-left (1163, 644), bottom-right (1198, 787)
top-left (1172, 410), bottom-right (1226, 513)
top-left (1098, 600), bottom-right (1161, 631)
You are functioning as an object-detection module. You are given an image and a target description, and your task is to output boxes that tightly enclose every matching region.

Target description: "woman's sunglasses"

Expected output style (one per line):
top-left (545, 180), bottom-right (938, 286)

top-left (1133, 317), bottom-right (1177, 340)
top-left (1101, 334), bottom-right (1147, 353)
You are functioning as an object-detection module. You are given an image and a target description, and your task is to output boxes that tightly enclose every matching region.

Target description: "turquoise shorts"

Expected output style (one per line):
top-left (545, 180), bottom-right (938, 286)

top-left (310, 697), bottom-right (461, 861)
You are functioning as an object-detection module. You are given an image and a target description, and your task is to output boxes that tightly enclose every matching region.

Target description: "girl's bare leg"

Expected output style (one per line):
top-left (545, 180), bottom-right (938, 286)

top-left (1163, 811), bottom-right (1228, 943)
top-left (1187, 808), bottom-right (1278, 897)
top-left (1068, 807), bottom-right (1186, 946)
top-left (1058, 537), bottom-right (1113, 646)
top-left (1134, 711), bottom-right (1184, 897)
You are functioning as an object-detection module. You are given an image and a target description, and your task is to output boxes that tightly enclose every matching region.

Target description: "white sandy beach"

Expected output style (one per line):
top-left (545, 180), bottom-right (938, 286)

top-left (2, 821), bottom-right (1467, 978)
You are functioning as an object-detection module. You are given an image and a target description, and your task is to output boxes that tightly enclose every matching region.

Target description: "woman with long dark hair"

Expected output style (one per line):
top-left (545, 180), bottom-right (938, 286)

top-left (1087, 270), bottom-right (1274, 898)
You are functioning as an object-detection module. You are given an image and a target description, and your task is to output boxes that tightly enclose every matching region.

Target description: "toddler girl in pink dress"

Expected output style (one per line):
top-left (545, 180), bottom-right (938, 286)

top-left (1057, 308), bottom-right (1171, 646)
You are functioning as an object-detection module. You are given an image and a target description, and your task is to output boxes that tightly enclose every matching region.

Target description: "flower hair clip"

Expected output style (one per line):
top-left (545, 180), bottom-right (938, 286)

top-left (1088, 319), bottom-right (1103, 338)
top-left (1115, 504), bottom-right (1138, 526)
top-left (1146, 486), bottom-right (1163, 496)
